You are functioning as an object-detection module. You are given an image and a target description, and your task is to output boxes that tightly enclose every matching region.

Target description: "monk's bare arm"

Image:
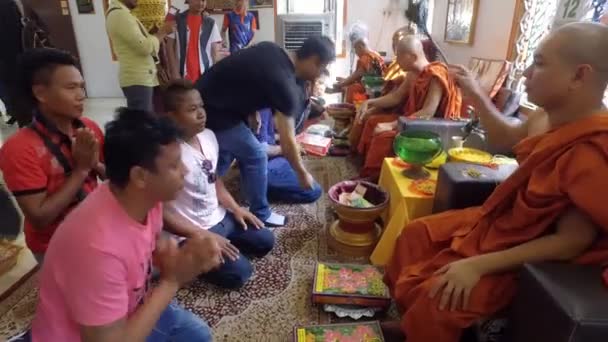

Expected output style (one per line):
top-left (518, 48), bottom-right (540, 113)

top-left (411, 79), bottom-right (443, 119)
top-left (338, 68), bottom-right (365, 87)
top-left (472, 208), bottom-right (598, 275)
top-left (367, 76), bottom-right (411, 110)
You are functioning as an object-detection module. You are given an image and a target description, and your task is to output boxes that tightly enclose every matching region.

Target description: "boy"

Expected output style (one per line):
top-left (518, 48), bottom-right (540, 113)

top-left (0, 49), bottom-right (104, 263)
top-left (29, 108), bottom-right (221, 341)
top-left (221, 0), bottom-right (257, 54)
top-left (163, 80), bottom-right (275, 289)
top-left (175, 0), bottom-right (223, 83)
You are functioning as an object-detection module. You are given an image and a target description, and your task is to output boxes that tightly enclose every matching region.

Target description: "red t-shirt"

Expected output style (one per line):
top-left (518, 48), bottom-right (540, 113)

top-left (186, 14), bottom-right (202, 83)
top-left (0, 116), bottom-right (104, 254)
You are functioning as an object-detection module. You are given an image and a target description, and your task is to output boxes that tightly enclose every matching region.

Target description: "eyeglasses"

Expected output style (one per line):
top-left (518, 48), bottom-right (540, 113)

top-left (200, 159), bottom-right (217, 184)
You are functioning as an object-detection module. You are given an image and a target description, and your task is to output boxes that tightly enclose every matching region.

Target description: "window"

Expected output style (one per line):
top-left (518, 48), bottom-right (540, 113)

top-left (508, 0), bottom-right (607, 106)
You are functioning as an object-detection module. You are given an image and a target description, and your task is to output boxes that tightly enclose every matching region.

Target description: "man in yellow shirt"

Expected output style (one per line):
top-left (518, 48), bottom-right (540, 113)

top-left (105, 0), bottom-right (174, 112)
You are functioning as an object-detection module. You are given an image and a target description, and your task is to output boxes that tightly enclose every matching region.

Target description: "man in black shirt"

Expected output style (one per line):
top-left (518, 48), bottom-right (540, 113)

top-left (196, 37), bottom-right (335, 227)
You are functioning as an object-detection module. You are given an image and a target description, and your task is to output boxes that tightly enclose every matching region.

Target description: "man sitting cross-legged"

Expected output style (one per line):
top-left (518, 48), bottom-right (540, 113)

top-left (382, 22), bottom-right (608, 342)
top-left (352, 35), bottom-right (462, 178)
top-left (162, 80), bottom-right (275, 290)
top-left (27, 108), bottom-right (221, 342)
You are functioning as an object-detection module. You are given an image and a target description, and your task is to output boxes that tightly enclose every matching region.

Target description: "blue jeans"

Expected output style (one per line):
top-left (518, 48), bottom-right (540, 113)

top-left (147, 302), bottom-right (212, 342)
top-left (215, 121), bottom-right (272, 220)
top-left (201, 212), bottom-right (275, 289)
top-left (13, 303), bottom-right (211, 342)
top-left (268, 157), bottom-right (322, 204)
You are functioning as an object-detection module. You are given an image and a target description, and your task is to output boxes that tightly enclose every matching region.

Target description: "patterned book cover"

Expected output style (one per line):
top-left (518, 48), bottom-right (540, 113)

top-left (294, 321), bottom-right (385, 342)
top-left (313, 263), bottom-right (389, 299)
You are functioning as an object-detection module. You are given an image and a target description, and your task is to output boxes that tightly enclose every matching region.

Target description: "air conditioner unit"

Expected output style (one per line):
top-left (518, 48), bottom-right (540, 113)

top-left (276, 14), bottom-right (334, 51)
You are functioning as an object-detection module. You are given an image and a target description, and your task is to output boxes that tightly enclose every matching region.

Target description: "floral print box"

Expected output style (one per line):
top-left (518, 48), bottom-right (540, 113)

top-left (312, 263), bottom-right (391, 309)
top-left (294, 321), bottom-right (385, 342)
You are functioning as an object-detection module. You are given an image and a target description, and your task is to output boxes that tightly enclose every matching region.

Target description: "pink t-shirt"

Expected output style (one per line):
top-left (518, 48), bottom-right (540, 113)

top-left (31, 183), bottom-right (163, 342)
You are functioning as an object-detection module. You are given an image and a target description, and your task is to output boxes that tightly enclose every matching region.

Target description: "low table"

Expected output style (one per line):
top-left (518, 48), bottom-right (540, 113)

top-left (370, 158), bottom-right (437, 266)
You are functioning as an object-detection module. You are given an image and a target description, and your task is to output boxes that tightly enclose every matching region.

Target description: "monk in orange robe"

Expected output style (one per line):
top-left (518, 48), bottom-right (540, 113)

top-left (352, 36), bottom-right (462, 177)
top-left (382, 27), bottom-right (413, 95)
top-left (334, 38), bottom-right (385, 103)
top-left (382, 22), bottom-right (608, 342)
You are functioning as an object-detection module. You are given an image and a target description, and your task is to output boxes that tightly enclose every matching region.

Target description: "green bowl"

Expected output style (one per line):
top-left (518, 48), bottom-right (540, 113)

top-left (361, 75), bottom-right (384, 87)
top-left (393, 131), bottom-right (443, 166)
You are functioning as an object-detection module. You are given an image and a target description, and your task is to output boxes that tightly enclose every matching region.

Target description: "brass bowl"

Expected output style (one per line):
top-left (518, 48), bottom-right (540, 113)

top-left (328, 181), bottom-right (389, 223)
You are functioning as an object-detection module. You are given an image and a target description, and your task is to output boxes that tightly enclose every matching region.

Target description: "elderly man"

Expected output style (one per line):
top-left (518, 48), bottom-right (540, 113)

top-left (335, 37), bottom-right (385, 104)
top-left (383, 22), bottom-right (608, 342)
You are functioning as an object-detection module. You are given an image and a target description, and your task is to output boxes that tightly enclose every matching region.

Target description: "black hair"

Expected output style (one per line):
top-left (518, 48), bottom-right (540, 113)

top-left (296, 36), bottom-right (336, 65)
top-left (162, 79), bottom-right (197, 112)
top-left (104, 107), bottom-right (181, 188)
top-left (17, 48), bottom-right (79, 105)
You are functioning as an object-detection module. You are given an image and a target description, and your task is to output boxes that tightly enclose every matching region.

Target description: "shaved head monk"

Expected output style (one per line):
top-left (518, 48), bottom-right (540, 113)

top-left (335, 37), bottom-right (385, 103)
top-left (382, 26), bottom-right (415, 95)
top-left (382, 22), bottom-right (608, 342)
top-left (351, 35), bottom-right (462, 177)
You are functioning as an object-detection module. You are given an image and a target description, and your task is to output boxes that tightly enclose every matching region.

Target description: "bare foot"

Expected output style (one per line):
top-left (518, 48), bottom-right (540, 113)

top-left (381, 321), bottom-right (406, 342)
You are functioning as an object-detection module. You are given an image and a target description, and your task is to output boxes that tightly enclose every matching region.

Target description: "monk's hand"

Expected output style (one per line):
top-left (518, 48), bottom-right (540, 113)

top-left (448, 64), bottom-right (484, 101)
top-left (356, 101), bottom-right (373, 123)
top-left (429, 258), bottom-right (484, 311)
top-left (233, 207), bottom-right (264, 230)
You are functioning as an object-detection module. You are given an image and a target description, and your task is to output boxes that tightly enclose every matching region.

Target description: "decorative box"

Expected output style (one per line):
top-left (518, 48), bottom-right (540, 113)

top-left (312, 263), bottom-right (391, 309)
top-left (294, 321), bottom-right (385, 342)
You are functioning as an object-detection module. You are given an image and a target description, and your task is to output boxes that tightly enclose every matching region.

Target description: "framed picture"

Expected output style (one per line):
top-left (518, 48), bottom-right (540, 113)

top-left (76, 0), bottom-right (95, 14)
top-left (250, 0), bottom-right (273, 8)
top-left (444, 0), bottom-right (479, 45)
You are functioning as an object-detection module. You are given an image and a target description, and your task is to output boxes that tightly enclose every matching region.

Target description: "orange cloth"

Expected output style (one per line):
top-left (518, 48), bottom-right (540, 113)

top-left (385, 113), bottom-right (608, 342)
top-left (344, 50), bottom-right (386, 103)
top-left (356, 62), bottom-right (462, 176)
top-left (185, 14), bottom-right (202, 83)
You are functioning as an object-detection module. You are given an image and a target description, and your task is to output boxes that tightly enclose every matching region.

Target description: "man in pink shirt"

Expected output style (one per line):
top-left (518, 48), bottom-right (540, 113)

top-left (21, 109), bottom-right (221, 341)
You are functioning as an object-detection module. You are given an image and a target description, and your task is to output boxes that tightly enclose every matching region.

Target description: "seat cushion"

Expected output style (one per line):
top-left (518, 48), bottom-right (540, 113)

top-left (508, 263), bottom-right (608, 342)
top-left (432, 163), bottom-right (516, 214)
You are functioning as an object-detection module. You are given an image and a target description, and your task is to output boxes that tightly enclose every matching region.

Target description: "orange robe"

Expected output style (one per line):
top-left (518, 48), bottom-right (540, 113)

top-left (357, 62), bottom-right (462, 177)
top-left (385, 113), bottom-right (608, 342)
top-left (344, 50), bottom-right (386, 103)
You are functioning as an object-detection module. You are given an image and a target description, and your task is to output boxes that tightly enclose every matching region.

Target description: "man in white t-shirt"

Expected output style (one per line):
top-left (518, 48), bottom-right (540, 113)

top-left (175, 0), bottom-right (223, 83)
top-left (162, 79), bottom-right (275, 289)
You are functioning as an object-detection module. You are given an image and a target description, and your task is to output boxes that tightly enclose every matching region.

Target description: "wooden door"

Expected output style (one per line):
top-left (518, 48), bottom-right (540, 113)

top-left (22, 0), bottom-right (81, 63)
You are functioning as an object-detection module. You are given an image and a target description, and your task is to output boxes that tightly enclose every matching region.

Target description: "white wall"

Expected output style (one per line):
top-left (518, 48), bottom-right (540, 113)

top-left (346, 0), bottom-right (409, 57)
top-left (68, 0), bottom-right (122, 98)
top-left (173, 0), bottom-right (275, 44)
top-left (431, 0), bottom-right (517, 65)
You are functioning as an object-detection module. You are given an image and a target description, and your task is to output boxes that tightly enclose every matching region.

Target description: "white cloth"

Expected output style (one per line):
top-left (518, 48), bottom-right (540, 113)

top-left (166, 129), bottom-right (226, 230)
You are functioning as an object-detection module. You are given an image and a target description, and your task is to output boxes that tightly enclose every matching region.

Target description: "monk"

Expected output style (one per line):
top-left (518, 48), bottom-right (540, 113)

top-left (382, 27), bottom-right (412, 95)
top-left (383, 22), bottom-right (608, 342)
top-left (335, 37), bottom-right (385, 103)
top-left (352, 36), bottom-right (462, 177)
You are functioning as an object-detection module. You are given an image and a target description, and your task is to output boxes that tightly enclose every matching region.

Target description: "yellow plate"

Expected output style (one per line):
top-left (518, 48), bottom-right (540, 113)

top-left (425, 151), bottom-right (448, 169)
top-left (448, 147), bottom-right (492, 165)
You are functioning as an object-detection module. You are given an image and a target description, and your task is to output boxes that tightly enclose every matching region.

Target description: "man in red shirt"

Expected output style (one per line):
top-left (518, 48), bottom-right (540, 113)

top-left (0, 49), bottom-right (104, 263)
top-left (175, 0), bottom-right (222, 83)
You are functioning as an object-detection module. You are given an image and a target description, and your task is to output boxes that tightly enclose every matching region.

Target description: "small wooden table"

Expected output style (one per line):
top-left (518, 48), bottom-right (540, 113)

top-left (370, 158), bottom-right (437, 266)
